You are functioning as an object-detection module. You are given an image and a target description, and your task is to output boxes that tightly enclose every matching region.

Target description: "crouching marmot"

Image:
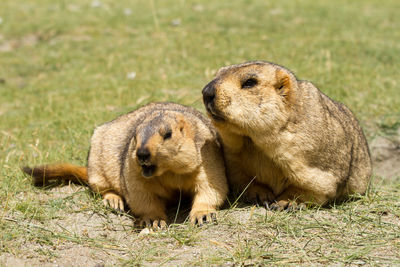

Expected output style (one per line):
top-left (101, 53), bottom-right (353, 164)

top-left (202, 61), bottom-right (372, 210)
top-left (23, 102), bottom-right (228, 227)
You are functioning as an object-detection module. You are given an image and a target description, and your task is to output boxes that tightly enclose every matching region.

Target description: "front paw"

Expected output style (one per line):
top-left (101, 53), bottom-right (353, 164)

top-left (102, 192), bottom-right (124, 211)
top-left (243, 182), bottom-right (275, 206)
top-left (137, 217), bottom-right (168, 230)
top-left (189, 210), bottom-right (217, 226)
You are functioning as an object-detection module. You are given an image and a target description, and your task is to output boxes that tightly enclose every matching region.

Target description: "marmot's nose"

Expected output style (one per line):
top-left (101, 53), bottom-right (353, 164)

top-left (202, 81), bottom-right (216, 105)
top-left (136, 147), bottom-right (151, 163)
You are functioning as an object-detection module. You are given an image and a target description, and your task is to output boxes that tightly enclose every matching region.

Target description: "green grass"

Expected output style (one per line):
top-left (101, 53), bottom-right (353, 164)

top-left (0, 0), bottom-right (399, 265)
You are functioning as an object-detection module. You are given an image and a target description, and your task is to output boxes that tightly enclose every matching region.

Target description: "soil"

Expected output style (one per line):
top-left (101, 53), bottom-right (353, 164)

top-left (369, 130), bottom-right (400, 181)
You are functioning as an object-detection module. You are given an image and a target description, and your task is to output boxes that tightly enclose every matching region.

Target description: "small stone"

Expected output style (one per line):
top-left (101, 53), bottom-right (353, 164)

top-left (123, 8), bottom-right (132, 16)
top-left (138, 227), bottom-right (153, 236)
top-left (171, 19), bottom-right (181, 27)
top-left (67, 4), bottom-right (79, 12)
top-left (126, 72), bottom-right (136, 80)
top-left (269, 8), bottom-right (283, 15)
top-left (91, 0), bottom-right (101, 8)
top-left (193, 4), bottom-right (204, 12)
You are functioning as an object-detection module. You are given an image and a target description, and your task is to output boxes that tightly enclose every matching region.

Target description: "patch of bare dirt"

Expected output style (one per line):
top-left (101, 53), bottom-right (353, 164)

top-left (0, 34), bottom-right (39, 52)
top-left (0, 31), bottom-right (60, 53)
top-left (369, 129), bottom-right (400, 180)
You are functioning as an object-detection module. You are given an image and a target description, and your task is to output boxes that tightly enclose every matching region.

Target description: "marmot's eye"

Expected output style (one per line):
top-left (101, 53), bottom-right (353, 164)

top-left (241, 78), bottom-right (258, 89)
top-left (163, 130), bottom-right (172, 140)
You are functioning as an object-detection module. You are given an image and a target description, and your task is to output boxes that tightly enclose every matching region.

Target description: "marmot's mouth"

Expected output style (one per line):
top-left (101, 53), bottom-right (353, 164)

top-left (206, 104), bottom-right (225, 121)
top-left (210, 112), bottom-right (225, 121)
top-left (141, 164), bottom-right (156, 178)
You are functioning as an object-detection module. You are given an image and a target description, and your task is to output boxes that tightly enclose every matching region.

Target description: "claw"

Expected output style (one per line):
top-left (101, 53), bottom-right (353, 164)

top-left (210, 212), bottom-right (217, 223)
top-left (138, 218), bottom-right (167, 230)
top-left (140, 219), bottom-right (152, 228)
top-left (197, 217), bottom-right (204, 226)
top-left (244, 183), bottom-right (275, 206)
top-left (152, 220), bottom-right (159, 230)
top-left (291, 202), bottom-right (306, 211)
top-left (152, 219), bottom-right (168, 230)
top-left (206, 213), bottom-right (212, 223)
top-left (102, 192), bottom-right (125, 212)
top-left (269, 202), bottom-right (284, 211)
top-left (286, 202), bottom-right (298, 212)
top-left (190, 210), bottom-right (217, 226)
top-left (159, 220), bottom-right (167, 229)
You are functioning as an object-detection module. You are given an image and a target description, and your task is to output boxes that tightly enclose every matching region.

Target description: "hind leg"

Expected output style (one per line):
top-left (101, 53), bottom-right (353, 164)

top-left (244, 182), bottom-right (275, 206)
top-left (267, 186), bottom-right (308, 211)
top-left (269, 185), bottom-right (332, 211)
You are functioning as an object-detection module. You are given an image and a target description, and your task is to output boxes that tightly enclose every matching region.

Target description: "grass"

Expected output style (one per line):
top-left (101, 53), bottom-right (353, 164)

top-left (0, 0), bottom-right (399, 265)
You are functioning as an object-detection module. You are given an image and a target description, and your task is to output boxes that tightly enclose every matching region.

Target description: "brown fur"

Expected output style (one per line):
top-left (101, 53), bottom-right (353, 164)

top-left (22, 164), bottom-right (88, 186)
top-left (202, 61), bottom-right (372, 209)
top-left (23, 102), bottom-right (228, 227)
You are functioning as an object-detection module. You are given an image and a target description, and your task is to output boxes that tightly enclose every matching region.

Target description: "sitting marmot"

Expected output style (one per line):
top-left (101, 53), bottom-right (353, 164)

top-left (23, 102), bottom-right (228, 227)
top-left (202, 61), bottom-right (372, 210)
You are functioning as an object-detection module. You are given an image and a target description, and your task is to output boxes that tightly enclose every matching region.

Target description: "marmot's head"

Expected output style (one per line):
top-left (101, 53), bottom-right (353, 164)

top-left (133, 112), bottom-right (200, 178)
top-left (202, 61), bottom-right (298, 135)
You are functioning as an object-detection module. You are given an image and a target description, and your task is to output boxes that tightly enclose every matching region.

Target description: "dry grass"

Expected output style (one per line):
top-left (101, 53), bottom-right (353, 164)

top-left (1, 177), bottom-right (399, 265)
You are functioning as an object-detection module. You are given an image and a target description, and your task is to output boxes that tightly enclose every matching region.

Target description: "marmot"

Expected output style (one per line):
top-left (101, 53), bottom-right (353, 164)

top-left (202, 61), bottom-right (372, 210)
top-left (23, 102), bottom-right (228, 227)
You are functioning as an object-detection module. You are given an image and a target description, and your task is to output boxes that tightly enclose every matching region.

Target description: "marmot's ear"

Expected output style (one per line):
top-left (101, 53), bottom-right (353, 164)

top-left (275, 69), bottom-right (292, 98)
top-left (176, 114), bottom-right (194, 139)
top-left (175, 115), bottom-right (187, 136)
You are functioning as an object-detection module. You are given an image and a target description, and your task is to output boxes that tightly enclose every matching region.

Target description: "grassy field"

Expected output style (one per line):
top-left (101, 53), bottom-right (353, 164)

top-left (1, 0), bottom-right (399, 265)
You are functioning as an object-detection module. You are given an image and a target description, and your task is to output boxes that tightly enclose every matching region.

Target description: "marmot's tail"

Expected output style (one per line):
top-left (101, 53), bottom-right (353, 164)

top-left (22, 163), bottom-right (88, 186)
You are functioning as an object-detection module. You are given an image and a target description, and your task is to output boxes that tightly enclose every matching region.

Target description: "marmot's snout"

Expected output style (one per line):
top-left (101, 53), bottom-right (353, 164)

top-left (136, 147), bottom-right (151, 164)
top-left (136, 146), bottom-right (156, 178)
top-left (202, 80), bottom-right (224, 121)
top-left (202, 80), bottom-right (216, 106)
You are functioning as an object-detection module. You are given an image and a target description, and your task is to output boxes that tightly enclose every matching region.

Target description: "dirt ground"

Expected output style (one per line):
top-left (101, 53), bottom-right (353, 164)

top-left (369, 129), bottom-right (400, 181)
top-left (1, 131), bottom-right (400, 266)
